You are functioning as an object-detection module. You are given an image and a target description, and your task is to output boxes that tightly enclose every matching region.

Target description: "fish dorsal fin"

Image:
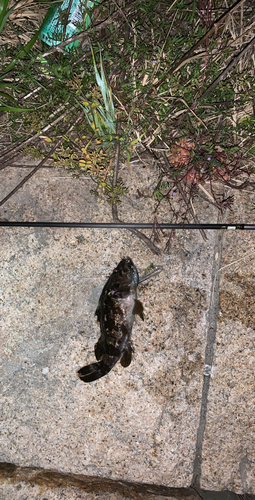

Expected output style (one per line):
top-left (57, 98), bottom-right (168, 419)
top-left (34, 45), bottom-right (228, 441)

top-left (133, 299), bottom-right (144, 320)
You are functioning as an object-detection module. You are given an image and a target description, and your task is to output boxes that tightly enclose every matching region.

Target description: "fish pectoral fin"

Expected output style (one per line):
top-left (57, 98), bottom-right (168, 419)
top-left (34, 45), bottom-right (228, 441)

top-left (120, 342), bottom-right (133, 368)
top-left (94, 336), bottom-right (105, 361)
top-left (133, 299), bottom-right (144, 320)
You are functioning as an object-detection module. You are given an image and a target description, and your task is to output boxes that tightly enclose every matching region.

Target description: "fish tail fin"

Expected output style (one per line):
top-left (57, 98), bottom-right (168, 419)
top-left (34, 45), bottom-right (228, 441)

top-left (77, 356), bottom-right (118, 383)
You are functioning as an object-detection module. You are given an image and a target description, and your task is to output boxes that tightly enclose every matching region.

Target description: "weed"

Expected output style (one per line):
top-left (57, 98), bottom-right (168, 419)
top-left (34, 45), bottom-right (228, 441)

top-left (21, 145), bottom-right (44, 159)
top-left (0, 0), bottom-right (255, 251)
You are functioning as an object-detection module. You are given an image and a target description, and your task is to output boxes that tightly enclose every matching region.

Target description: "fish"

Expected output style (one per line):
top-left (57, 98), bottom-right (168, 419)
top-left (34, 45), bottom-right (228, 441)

top-left (77, 257), bottom-right (144, 383)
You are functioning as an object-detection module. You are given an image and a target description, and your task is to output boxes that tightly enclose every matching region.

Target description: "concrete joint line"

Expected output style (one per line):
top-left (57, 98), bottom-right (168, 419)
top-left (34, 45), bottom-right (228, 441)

top-left (192, 228), bottom-right (224, 487)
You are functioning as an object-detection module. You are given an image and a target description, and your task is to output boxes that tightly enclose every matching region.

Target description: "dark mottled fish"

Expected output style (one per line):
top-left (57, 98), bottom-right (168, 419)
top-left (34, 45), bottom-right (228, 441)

top-left (77, 257), bottom-right (144, 383)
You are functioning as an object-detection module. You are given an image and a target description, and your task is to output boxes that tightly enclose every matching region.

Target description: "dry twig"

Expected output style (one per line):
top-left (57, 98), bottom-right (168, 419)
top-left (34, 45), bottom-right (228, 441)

top-left (0, 106), bottom-right (76, 169)
top-left (147, 0), bottom-right (247, 96)
top-left (0, 114), bottom-right (83, 208)
top-left (201, 36), bottom-right (255, 99)
top-left (111, 127), bottom-right (161, 255)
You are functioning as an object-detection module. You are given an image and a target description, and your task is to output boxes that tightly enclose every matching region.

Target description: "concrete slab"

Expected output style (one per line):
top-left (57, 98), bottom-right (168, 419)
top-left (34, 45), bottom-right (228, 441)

top-left (0, 162), bottom-right (217, 487)
top-left (200, 190), bottom-right (255, 494)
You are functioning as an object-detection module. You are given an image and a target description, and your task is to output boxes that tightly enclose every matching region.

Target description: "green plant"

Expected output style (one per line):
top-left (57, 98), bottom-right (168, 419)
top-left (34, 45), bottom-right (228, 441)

top-left (91, 177), bottom-right (128, 205)
top-left (81, 45), bottom-right (116, 137)
top-left (1, 0), bottom-right (255, 250)
top-left (0, 0), bottom-right (24, 36)
top-left (0, 1), bottom-right (51, 113)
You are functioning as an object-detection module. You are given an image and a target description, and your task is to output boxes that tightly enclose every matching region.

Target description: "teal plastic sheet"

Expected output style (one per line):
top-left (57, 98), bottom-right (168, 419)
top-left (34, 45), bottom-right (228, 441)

top-left (41, 0), bottom-right (100, 50)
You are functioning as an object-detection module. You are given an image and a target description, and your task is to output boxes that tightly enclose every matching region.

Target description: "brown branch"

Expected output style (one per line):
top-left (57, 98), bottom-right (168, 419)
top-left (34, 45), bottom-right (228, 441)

top-left (62, 0), bottom-right (74, 43)
top-left (201, 36), bottom-right (255, 99)
top-left (0, 145), bottom-right (60, 208)
top-left (111, 0), bottom-right (135, 33)
top-left (139, 266), bottom-right (163, 283)
top-left (0, 114), bottom-right (83, 209)
top-left (161, 152), bottom-right (207, 241)
top-left (116, 219), bottom-right (162, 255)
top-left (216, 178), bottom-right (250, 190)
top-left (111, 127), bottom-right (161, 255)
top-left (146, 0), bottom-right (247, 96)
top-left (177, 183), bottom-right (208, 241)
top-left (194, 186), bottom-right (220, 210)
top-left (0, 106), bottom-right (77, 170)
top-left (3, 163), bottom-right (55, 168)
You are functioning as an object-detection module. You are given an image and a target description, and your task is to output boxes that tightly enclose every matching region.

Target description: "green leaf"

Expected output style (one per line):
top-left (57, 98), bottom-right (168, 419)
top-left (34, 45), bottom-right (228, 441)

top-left (0, 0), bottom-right (37, 35)
top-left (1, 7), bottom-right (51, 75)
top-left (0, 91), bottom-right (17, 104)
top-left (249, 143), bottom-right (255, 154)
top-left (90, 44), bottom-right (116, 134)
top-left (130, 135), bottom-right (144, 146)
top-left (0, 82), bottom-right (13, 88)
top-left (0, 104), bottom-right (33, 112)
top-left (0, 0), bottom-right (8, 19)
top-left (0, 0), bottom-right (12, 35)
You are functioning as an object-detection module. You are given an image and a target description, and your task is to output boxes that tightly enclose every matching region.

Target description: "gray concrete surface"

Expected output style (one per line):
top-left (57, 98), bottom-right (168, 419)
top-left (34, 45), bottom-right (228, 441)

top-left (0, 159), bottom-right (255, 497)
top-left (200, 227), bottom-right (255, 493)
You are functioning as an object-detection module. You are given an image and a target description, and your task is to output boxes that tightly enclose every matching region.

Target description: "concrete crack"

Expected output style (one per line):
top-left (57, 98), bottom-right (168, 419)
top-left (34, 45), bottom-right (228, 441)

top-left (192, 227), bottom-right (224, 487)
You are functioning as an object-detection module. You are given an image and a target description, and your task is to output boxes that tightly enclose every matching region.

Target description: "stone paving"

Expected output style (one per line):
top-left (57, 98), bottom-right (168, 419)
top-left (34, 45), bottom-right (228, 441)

top-left (0, 159), bottom-right (255, 498)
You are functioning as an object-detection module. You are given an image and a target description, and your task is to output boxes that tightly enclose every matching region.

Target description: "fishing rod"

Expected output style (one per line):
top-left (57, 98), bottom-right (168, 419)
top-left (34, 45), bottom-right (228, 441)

top-left (0, 222), bottom-right (255, 230)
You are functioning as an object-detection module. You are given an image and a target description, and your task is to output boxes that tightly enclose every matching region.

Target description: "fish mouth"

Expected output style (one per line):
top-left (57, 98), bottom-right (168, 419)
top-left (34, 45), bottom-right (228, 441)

top-left (114, 257), bottom-right (139, 287)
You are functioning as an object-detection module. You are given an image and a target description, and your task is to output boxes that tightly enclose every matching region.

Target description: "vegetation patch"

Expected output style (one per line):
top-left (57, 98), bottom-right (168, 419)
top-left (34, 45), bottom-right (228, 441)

top-left (0, 0), bottom-right (255, 251)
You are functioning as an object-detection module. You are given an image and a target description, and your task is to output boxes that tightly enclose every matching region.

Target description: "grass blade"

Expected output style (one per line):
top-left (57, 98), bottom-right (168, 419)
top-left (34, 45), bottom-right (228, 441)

top-left (0, 104), bottom-right (33, 112)
top-left (0, 91), bottom-right (17, 104)
top-left (2, 7), bottom-right (51, 75)
top-left (0, 0), bottom-right (31, 35)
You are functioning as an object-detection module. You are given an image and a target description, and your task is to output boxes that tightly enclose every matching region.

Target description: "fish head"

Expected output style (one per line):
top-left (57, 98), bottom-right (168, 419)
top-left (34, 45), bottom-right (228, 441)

top-left (112, 257), bottom-right (139, 288)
